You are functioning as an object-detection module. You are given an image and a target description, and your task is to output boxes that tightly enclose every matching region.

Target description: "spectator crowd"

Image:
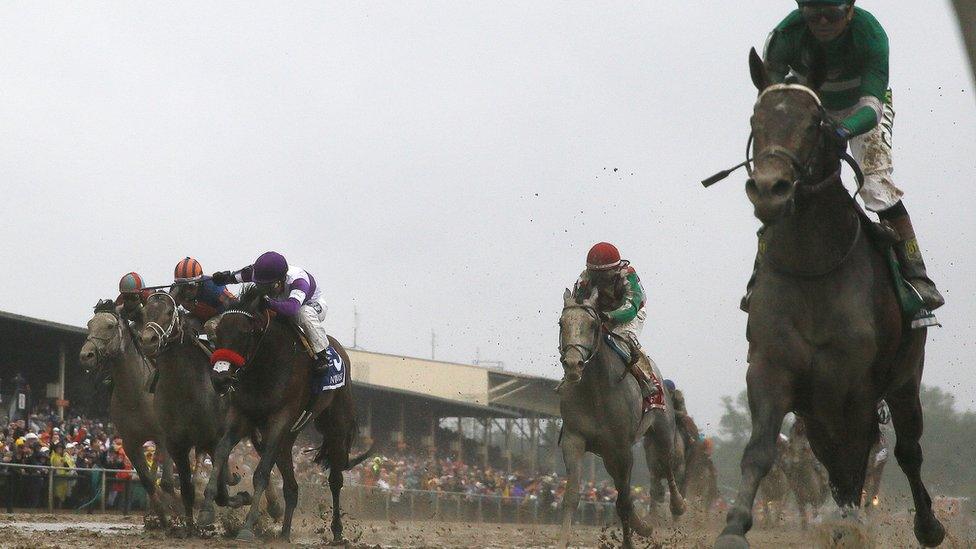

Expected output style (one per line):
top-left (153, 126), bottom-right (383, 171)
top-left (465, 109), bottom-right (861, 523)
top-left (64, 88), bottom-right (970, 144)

top-left (0, 404), bottom-right (153, 511)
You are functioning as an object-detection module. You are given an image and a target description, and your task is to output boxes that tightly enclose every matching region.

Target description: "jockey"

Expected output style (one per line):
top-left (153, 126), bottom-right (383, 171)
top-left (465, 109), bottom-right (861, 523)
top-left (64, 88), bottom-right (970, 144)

top-left (664, 379), bottom-right (700, 445)
top-left (211, 251), bottom-right (331, 375)
top-left (115, 272), bottom-right (150, 321)
top-left (743, 0), bottom-right (944, 326)
top-left (171, 257), bottom-right (237, 326)
top-left (572, 242), bottom-right (653, 390)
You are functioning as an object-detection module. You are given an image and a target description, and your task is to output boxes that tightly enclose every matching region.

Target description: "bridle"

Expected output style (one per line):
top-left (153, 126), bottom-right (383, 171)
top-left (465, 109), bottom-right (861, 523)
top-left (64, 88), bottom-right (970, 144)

top-left (84, 312), bottom-right (126, 367)
top-left (558, 303), bottom-right (605, 369)
top-left (703, 83), bottom-right (864, 193)
top-left (144, 291), bottom-right (184, 356)
top-left (215, 308), bottom-right (271, 370)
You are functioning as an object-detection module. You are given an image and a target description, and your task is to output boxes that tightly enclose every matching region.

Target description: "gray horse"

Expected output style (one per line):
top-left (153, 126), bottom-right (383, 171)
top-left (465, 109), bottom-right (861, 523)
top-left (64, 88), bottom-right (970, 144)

top-left (714, 50), bottom-right (945, 548)
top-left (139, 291), bottom-right (279, 529)
top-left (557, 288), bottom-right (685, 549)
top-left (78, 301), bottom-right (175, 522)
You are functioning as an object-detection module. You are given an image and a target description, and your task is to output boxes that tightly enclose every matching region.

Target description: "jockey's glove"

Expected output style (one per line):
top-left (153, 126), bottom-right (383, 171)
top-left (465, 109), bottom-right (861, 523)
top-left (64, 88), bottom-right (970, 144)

top-left (211, 271), bottom-right (235, 285)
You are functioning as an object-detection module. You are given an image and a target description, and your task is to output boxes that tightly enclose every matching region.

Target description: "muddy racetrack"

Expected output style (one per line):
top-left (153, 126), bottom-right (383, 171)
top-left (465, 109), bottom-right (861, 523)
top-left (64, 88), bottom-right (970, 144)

top-left (0, 509), bottom-right (972, 548)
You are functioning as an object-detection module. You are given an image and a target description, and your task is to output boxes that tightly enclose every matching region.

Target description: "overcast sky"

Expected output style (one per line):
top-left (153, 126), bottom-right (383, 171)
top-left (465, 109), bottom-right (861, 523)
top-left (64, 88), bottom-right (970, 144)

top-left (1, 1), bottom-right (972, 434)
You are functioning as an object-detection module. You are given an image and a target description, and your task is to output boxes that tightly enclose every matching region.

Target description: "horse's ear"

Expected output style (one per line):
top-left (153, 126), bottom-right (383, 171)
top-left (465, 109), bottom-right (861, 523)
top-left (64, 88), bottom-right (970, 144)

top-left (586, 288), bottom-right (599, 306)
top-left (749, 47), bottom-right (770, 92)
top-left (805, 45), bottom-right (828, 93)
top-left (563, 288), bottom-right (573, 304)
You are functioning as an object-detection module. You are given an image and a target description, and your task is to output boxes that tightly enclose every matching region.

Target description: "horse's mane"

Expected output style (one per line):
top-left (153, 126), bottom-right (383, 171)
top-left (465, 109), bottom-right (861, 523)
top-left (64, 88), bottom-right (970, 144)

top-left (94, 299), bottom-right (116, 314)
top-left (226, 283), bottom-right (263, 312)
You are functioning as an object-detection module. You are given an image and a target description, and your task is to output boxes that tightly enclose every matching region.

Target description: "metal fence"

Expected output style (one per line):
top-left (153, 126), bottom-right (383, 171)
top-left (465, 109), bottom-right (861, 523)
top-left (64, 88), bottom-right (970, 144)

top-left (303, 483), bottom-right (618, 526)
top-left (0, 463), bottom-right (618, 526)
top-left (0, 462), bottom-right (145, 514)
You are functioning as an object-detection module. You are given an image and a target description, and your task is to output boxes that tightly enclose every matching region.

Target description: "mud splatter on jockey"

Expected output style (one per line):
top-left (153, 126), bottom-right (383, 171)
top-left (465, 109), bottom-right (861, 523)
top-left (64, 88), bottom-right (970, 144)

top-left (211, 251), bottom-right (332, 375)
top-left (570, 242), bottom-right (655, 393)
top-left (742, 0), bottom-right (944, 326)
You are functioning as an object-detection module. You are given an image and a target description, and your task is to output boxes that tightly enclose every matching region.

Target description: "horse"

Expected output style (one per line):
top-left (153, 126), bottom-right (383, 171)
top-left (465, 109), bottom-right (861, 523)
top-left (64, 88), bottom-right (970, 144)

top-left (78, 300), bottom-right (175, 524)
top-left (713, 49), bottom-right (945, 548)
top-left (196, 286), bottom-right (370, 542)
top-left (557, 288), bottom-right (685, 549)
top-left (783, 419), bottom-right (830, 529)
top-left (138, 291), bottom-right (270, 529)
top-left (683, 439), bottom-right (719, 513)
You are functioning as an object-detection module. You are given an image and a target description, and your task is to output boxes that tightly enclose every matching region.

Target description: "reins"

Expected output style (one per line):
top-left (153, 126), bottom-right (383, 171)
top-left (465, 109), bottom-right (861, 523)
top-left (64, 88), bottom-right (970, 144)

top-left (144, 292), bottom-right (184, 356)
top-left (558, 304), bottom-right (605, 368)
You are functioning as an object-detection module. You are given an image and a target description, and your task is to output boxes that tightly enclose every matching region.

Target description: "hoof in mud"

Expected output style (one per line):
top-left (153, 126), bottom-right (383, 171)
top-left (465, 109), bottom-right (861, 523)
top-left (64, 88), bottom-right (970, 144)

top-left (143, 513), bottom-right (165, 530)
top-left (228, 491), bottom-right (253, 509)
top-left (914, 515), bottom-right (946, 547)
top-left (236, 528), bottom-right (257, 542)
top-left (714, 534), bottom-right (749, 549)
top-left (196, 522), bottom-right (217, 539)
top-left (815, 521), bottom-right (871, 548)
top-left (197, 508), bottom-right (216, 529)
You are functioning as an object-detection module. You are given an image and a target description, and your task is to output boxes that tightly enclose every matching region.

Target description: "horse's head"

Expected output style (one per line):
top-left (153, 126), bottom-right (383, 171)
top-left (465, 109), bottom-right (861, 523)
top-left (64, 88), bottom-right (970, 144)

top-left (139, 291), bottom-right (182, 357)
top-left (79, 301), bottom-right (126, 371)
top-left (211, 285), bottom-right (271, 373)
top-left (745, 48), bottom-right (833, 224)
top-left (558, 288), bottom-right (603, 385)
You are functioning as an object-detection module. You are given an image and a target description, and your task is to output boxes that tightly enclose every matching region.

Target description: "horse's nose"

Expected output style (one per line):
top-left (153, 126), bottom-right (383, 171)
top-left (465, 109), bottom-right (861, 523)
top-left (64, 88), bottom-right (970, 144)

top-left (78, 346), bottom-right (95, 365)
top-left (563, 361), bottom-right (583, 383)
top-left (140, 331), bottom-right (158, 351)
top-left (747, 172), bottom-right (795, 223)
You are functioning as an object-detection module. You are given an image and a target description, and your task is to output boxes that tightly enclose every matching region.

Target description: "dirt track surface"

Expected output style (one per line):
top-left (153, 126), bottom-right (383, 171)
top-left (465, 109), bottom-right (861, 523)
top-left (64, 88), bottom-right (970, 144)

top-left (0, 512), bottom-right (972, 548)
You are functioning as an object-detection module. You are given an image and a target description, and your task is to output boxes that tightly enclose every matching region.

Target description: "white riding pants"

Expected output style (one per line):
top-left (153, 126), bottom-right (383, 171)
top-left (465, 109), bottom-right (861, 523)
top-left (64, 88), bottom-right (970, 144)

top-left (830, 94), bottom-right (903, 212)
top-left (610, 308), bottom-right (646, 348)
top-left (298, 299), bottom-right (330, 354)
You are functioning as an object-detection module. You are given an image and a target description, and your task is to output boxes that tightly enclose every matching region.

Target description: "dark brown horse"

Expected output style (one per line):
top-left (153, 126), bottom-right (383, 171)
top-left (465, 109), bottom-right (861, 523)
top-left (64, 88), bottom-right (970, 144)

top-left (139, 291), bottom-right (263, 528)
top-left (713, 49), bottom-right (945, 548)
top-left (196, 287), bottom-right (369, 542)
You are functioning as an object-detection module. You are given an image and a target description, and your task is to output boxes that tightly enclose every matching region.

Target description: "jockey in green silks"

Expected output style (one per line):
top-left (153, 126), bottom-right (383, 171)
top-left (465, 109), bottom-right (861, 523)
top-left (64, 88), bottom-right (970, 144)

top-left (742, 0), bottom-right (944, 327)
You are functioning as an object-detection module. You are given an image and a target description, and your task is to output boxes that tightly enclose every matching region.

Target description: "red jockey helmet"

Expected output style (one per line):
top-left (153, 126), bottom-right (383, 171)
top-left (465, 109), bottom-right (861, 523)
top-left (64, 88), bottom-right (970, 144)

top-left (586, 242), bottom-right (622, 271)
top-left (174, 257), bottom-right (204, 282)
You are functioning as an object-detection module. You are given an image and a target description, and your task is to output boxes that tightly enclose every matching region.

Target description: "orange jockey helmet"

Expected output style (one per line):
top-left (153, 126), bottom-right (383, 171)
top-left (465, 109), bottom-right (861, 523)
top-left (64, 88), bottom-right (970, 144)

top-left (174, 257), bottom-right (204, 282)
top-left (586, 242), bottom-right (622, 271)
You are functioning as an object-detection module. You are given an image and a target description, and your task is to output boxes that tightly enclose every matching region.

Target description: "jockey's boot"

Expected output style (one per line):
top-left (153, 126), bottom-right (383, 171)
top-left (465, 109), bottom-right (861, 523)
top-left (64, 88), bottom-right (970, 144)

top-left (883, 207), bottom-right (945, 327)
top-left (311, 349), bottom-right (331, 375)
top-left (632, 350), bottom-right (658, 400)
top-left (740, 227), bottom-right (765, 313)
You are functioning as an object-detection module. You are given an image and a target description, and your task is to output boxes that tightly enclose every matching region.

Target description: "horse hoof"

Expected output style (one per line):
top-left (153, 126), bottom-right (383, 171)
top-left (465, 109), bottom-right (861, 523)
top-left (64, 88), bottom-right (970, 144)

top-left (671, 500), bottom-right (687, 517)
top-left (226, 491), bottom-right (252, 509)
top-left (278, 530), bottom-right (291, 543)
top-left (714, 534), bottom-right (749, 549)
top-left (236, 529), bottom-right (256, 542)
top-left (914, 515), bottom-right (946, 547)
top-left (196, 508), bottom-right (215, 528)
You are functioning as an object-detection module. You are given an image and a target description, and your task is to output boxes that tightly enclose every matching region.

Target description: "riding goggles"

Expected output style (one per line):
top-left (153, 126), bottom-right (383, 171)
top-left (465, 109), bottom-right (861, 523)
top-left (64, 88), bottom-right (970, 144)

top-left (801, 4), bottom-right (852, 24)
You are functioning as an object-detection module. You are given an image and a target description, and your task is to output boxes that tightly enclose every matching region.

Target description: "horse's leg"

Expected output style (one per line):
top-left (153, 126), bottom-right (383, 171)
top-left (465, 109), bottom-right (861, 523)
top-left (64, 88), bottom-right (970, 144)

top-left (643, 428), bottom-right (685, 520)
top-left (156, 446), bottom-right (176, 495)
top-left (274, 440), bottom-right (299, 541)
top-left (328, 453), bottom-right (346, 542)
top-left (888, 379), bottom-right (945, 547)
top-left (238, 417), bottom-right (288, 541)
top-left (198, 408), bottom-right (248, 528)
top-left (171, 447), bottom-right (195, 529)
top-left (123, 438), bottom-right (165, 523)
top-left (716, 363), bottom-right (791, 548)
top-left (605, 448), bottom-right (649, 548)
top-left (556, 432), bottom-right (584, 549)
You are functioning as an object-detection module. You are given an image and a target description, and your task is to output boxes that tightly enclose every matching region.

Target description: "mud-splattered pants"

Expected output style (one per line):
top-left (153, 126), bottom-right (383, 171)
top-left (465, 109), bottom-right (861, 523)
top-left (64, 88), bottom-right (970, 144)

top-left (299, 299), bottom-right (330, 353)
top-left (831, 91), bottom-right (903, 212)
